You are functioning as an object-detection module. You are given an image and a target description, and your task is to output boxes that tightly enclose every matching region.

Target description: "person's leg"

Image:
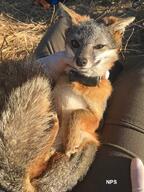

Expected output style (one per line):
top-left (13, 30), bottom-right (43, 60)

top-left (102, 55), bottom-right (144, 161)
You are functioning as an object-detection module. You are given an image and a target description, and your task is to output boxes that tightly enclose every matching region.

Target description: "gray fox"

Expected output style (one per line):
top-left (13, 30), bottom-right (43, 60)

top-left (0, 3), bottom-right (134, 192)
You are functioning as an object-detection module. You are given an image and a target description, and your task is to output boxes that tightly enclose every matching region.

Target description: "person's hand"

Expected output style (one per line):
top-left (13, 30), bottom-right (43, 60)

top-left (36, 51), bottom-right (73, 81)
top-left (131, 158), bottom-right (144, 192)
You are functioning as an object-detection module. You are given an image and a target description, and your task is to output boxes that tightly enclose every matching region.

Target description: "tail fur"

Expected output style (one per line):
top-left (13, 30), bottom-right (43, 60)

top-left (34, 144), bottom-right (97, 192)
top-left (0, 61), bottom-right (57, 191)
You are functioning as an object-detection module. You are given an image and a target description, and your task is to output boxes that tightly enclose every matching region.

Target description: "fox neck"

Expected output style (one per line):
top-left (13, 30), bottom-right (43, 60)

top-left (69, 70), bottom-right (102, 86)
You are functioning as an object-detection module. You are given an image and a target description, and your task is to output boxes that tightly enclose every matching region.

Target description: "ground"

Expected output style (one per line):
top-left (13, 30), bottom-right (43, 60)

top-left (0, 0), bottom-right (144, 63)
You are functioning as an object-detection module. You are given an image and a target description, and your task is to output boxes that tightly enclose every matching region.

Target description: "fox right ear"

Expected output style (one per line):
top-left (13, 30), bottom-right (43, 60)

top-left (59, 3), bottom-right (90, 25)
top-left (103, 16), bottom-right (135, 34)
top-left (103, 16), bottom-right (135, 49)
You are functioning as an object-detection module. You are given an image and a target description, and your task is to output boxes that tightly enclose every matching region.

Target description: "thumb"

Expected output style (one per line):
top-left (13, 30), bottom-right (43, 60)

top-left (131, 158), bottom-right (144, 192)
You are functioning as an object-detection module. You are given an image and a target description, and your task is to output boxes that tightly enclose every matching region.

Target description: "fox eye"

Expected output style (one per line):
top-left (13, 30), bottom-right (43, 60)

top-left (93, 44), bottom-right (105, 49)
top-left (71, 40), bottom-right (80, 48)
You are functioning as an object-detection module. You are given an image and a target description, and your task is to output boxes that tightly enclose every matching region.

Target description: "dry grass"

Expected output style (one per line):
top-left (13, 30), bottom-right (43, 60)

top-left (0, 14), bottom-right (47, 62)
top-left (0, 0), bottom-right (74, 63)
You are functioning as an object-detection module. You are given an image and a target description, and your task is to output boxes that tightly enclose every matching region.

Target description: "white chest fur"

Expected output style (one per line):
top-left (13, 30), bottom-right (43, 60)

top-left (54, 84), bottom-right (87, 113)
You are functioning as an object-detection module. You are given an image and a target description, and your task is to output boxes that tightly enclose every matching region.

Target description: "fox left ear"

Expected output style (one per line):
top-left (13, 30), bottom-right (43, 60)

top-left (103, 16), bottom-right (135, 34)
top-left (59, 2), bottom-right (90, 25)
top-left (103, 16), bottom-right (135, 49)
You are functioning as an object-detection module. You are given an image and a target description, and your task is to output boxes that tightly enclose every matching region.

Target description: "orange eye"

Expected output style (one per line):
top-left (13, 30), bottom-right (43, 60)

top-left (71, 40), bottom-right (80, 48)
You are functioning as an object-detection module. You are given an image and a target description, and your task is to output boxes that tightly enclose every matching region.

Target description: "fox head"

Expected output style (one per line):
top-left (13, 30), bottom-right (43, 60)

top-left (59, 3), bottom-right (135, 77)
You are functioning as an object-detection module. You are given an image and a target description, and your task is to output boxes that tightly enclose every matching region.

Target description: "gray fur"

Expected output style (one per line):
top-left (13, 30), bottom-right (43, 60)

top-left (35, 144), bottom-right (97, 192)
top-left (66, 20), bottom-right (116, 49)
top-left (0, 61), bottom-right (55, 191)
top-left (65, 19), bottom-right (118, 77)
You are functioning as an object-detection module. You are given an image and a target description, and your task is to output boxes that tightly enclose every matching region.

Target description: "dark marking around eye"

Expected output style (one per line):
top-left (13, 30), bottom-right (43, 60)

top-left (93, 44), bottom-right (105, 49)
top-left (71, 40), bottom-right (80, 49)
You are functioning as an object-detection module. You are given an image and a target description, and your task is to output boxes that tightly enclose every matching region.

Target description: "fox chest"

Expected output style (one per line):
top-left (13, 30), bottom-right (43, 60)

top-left (53, 74), bottom-right (89, 113)
top-left (53, 74), bottom-right (112, 119)
top-left (54, 84), bottom-right (87, 112)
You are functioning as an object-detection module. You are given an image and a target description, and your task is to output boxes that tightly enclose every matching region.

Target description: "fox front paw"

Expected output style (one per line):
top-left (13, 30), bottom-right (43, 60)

top-left (65, 146), bottom-right (79, 158)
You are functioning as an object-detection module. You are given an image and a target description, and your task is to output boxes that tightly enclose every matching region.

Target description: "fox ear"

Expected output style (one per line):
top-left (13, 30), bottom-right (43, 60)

top-left (59, 2), bottom-right (90, 24)
top-left (103, 16), bottom-right (135, 49)
top-left (103, 16), bottom-right (135, 33)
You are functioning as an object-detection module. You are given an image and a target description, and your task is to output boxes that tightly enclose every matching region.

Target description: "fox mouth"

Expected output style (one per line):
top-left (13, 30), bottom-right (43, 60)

top-left (76, 59), bottom-right (101, 70)
top-left (67, 59), bottom-right (101, 75)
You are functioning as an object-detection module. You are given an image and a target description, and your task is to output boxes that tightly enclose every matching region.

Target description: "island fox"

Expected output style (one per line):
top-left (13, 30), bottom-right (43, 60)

top-left (0, 3), bottom-right (134, 192)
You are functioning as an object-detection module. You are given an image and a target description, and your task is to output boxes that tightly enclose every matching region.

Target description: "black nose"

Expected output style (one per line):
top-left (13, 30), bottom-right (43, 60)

top-left (76, 57), bottom-right (87, 67)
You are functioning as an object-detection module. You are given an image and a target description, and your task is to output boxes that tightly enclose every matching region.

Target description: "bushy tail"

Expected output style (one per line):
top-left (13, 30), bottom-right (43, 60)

top-left (0, 61), bottom-right (57, 191)
top-left (34, 143), bottom-right (97, 192)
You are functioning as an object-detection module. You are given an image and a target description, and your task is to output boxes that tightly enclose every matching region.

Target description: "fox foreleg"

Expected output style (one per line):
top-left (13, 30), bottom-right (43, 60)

top-left (65, 109), bottom-right (100, 157)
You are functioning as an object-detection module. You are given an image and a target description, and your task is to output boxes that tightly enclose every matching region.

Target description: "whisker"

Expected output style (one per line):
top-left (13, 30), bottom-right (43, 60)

top-left (132, 18), bottom-right (144, 25)
top-left (124, 28), bottom-right (135, 52)
top-left (133, 24), bottom-right (144, 30)
top-left (121, 49), bottom-right (143, 53)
